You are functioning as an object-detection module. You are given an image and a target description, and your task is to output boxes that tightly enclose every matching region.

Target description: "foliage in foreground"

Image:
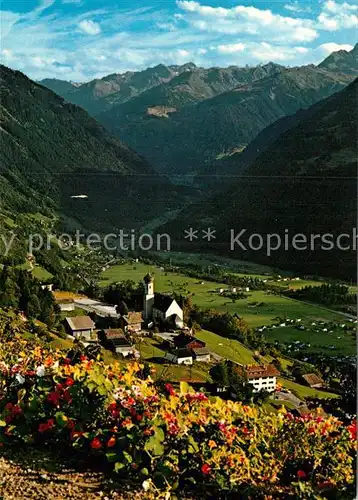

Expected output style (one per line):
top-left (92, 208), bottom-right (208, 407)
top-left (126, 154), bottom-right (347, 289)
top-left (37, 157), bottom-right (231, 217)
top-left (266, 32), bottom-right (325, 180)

top-left (0, 329), bottom-right (356, 498)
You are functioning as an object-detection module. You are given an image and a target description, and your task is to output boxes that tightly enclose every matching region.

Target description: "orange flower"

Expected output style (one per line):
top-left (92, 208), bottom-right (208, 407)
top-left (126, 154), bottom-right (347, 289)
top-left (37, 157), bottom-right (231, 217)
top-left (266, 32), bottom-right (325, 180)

top-left (107, 436), bottom-right (116, 448)
top-left (208, 440), bottom-right (217, 449)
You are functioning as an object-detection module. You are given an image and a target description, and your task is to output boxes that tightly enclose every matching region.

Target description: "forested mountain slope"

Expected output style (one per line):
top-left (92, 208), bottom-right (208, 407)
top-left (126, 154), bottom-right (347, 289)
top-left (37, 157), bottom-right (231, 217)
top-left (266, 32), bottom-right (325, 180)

top-left (0, 65), bottom-right (180, 232)
top-left (98, 65), bottom-right (354, 176)
top-left (161, 79), bottom-right (358, 278)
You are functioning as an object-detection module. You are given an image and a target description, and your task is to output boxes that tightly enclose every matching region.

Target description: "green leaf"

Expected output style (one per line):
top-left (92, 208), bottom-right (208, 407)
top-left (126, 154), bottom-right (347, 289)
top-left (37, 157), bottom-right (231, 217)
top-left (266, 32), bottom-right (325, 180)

top-left (114, 462), bottom-right (125, 472)
top-left (144, 426), bottom-right (165, 456)
top-left (123, 451), bottom-right (133, 464)
top-left (187, 435), bottom-right (199, 454)
top-left (105, 452), bottom-right (117, 463)
top-left (55, 412), bottom-right (68, 428)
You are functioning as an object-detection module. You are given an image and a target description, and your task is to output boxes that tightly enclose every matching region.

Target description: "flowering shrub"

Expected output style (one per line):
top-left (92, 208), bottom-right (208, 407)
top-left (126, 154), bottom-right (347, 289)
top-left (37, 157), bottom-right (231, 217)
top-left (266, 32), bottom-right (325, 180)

top-left (0, 336), bottom-right (356, 498)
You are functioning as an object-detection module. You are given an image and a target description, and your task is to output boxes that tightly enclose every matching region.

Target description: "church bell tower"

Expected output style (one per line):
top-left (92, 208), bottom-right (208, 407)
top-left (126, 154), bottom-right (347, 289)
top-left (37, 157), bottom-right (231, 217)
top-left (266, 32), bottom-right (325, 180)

top-left (143, 273), bottom-right (154, 320)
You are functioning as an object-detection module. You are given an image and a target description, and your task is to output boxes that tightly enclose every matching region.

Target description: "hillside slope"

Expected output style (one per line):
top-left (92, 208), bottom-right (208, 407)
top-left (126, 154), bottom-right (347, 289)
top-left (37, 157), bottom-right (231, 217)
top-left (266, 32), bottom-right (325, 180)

top-left (0, 65), bottom-right (179, 232)
top-left (162, 79), bottom-right (358, 278)
top-left (98, 65), bottom-right (354, 176)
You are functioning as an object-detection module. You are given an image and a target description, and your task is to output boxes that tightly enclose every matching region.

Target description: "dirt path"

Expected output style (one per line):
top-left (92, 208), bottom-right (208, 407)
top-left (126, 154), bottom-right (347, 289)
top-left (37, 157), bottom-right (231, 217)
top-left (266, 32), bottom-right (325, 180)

top-left (0, 449), bottom-right (144, 500)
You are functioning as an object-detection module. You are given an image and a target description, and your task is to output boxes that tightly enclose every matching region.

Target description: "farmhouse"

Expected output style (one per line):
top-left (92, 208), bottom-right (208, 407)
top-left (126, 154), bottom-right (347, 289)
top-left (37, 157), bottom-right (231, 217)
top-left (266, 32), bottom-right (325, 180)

top-left (65, 316), bottom-right (95, 340)
top-left (244, 364), bottom-right (280, 393)
top-left (98, 329), bottom-right (136, 357)
top-left (165, 349), bottom-right (193, 365)
top-left (174, 332), bottom-right (206, 351)
top-left (120, 312), bottom-right (143, 333)
top-left (143, 274), bottom-right (184, 328)
top-left (301, 373), bottom-right (325, 389)
top-left (192, 347), bottom-right (211, 362)
top-left (111, 337), bottom-right (135, 357)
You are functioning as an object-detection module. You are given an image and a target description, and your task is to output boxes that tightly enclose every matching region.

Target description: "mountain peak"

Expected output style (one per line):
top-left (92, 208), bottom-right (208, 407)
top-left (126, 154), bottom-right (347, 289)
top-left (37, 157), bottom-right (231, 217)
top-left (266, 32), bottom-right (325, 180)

top-left (318, 44), bottom-right (358, 75)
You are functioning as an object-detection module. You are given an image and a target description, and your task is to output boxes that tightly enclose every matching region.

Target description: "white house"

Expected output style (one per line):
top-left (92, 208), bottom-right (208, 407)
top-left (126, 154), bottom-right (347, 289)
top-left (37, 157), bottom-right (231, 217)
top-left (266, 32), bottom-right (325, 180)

top-left (165, 349), bottom-right (193, 365)
top-left (65, 316), bottom-right (95, 340)
top-left (244, 364), bottom-right (280, 393)
top-left (58, 301), bottom-right (75, 312)
top-left (143, 274), bottom-right (184, 328)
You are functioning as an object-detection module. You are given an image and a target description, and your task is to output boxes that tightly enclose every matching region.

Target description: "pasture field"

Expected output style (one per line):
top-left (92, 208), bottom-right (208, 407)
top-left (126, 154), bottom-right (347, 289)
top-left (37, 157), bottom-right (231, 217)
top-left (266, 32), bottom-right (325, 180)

top-left (263, 323), bottom-right (356, 356)
top-left (135, 337), bottom-right (210, 382)
top-left (279, 378), bottom-right (339, 400)
top-left (33, 266), bottom-right (53, 281)
top-left (194, 329), bottom-right (257, 365)
top-left (100, 262), bottom-right (342, 327)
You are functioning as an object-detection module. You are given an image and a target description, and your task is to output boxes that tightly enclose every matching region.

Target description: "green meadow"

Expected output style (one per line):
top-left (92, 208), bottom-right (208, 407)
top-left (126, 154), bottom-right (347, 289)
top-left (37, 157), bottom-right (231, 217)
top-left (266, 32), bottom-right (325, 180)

top-left (100, 262), bottom-right (342, 328)
top-left (263, 323), bottom-right (356, 356)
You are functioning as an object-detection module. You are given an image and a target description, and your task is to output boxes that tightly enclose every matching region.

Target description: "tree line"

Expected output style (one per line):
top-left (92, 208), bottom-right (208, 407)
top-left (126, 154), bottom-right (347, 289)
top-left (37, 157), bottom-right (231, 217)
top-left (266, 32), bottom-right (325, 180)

top-left (0, 266), bottom-right (60, 328)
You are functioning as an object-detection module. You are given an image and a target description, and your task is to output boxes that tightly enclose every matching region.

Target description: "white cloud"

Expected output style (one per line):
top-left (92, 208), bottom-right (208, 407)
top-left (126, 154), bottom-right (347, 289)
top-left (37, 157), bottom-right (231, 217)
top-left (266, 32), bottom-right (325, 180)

top-left (217, 43), bottom-right (245, 54)
top-left (78, 20), bottom-right (101, 35)
top-left (156, 22), bottom-right (177, 31)
top-left (317, 1), bottom-right (358, 31)
top-left (284, 2), bottom-right (312, 14)
top-left (177, 1), bottom-right (318, 42)
top-left (1, 0), bottom-right (356, 82)
top-left (177, 49), bottom-right (190, 57)
top-left (249, 42), bottom-right (310, 62)
top-left (318, 42), bottom-right (354, 54)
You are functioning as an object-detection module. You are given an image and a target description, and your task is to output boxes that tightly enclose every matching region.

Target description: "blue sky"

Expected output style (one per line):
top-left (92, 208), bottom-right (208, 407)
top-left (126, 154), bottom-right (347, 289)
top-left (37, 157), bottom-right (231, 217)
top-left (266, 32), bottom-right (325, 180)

top-left (1, 0), bottom-right (357, 81)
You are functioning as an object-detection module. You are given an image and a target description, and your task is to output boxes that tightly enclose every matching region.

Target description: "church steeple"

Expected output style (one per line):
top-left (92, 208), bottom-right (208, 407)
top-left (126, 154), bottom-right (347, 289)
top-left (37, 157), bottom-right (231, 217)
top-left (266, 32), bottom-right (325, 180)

top-left (143, 274), bottom-right (154, 320)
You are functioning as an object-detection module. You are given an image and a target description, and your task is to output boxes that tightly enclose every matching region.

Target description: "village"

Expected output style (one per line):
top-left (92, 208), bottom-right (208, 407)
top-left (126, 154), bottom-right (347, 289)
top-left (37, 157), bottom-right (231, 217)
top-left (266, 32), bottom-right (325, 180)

top-left (55, 272), bottom-right (338, 413)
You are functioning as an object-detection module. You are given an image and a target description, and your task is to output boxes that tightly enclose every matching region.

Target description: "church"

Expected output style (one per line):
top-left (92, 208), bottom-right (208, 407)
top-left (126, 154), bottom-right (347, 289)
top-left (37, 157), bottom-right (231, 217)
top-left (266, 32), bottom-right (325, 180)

top-left (143, 273), bottom-right (184, 329)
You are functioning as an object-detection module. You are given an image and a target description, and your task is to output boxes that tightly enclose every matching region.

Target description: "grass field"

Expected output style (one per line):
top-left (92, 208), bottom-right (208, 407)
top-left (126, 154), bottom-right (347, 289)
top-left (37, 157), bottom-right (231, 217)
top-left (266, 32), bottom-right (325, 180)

top-left (100, 263), bottom-right (342, 327)
top-left (135, 337), bottom-right (211, 382)
top-left (195, 329), bottom-right (257, 365)
top-left (263, 323), bottom-right (356, 356)
top-left (279, 378), bottom-right (338, 400)
top-left (33, 266), bottom-right (53, 281)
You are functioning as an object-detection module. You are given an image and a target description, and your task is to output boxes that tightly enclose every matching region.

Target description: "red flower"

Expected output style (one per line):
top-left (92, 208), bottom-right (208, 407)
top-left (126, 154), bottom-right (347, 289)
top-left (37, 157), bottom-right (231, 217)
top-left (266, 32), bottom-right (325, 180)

top-left (65, 377), bottom-right (74, 386)
top-left (347, 420), bottom-right (357, 441)
top-left (38, 419), bottom-right (54, 433)
top-left (80, 355), bottom-right (87, 361)
top-left (90, 437), bottom-right (102, 449)
top-left (168, 423), bottom-right (180, 435)
top-left (62, 390), bottom-right (72, 403)
top-left (38, 423), bottom-right (48, 433)
top-left (47, 391), bottom-right (61, 406)
top-left (12, 404), bottom-right (22, 415)
top-left (67, 419), bottom-right (75, 429)
top-left (297, 470), bottom-right (307, 479)
top-left (201, 464), bottom-right (211, 475)
top-left (63, 358), bottom-right (71, 365)
top-left (165, 383), bottom-right (176, 396)
top-left (47, 418), bottom-right (55, 429)
top-left (5, 402), bottom-right (13, 411)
